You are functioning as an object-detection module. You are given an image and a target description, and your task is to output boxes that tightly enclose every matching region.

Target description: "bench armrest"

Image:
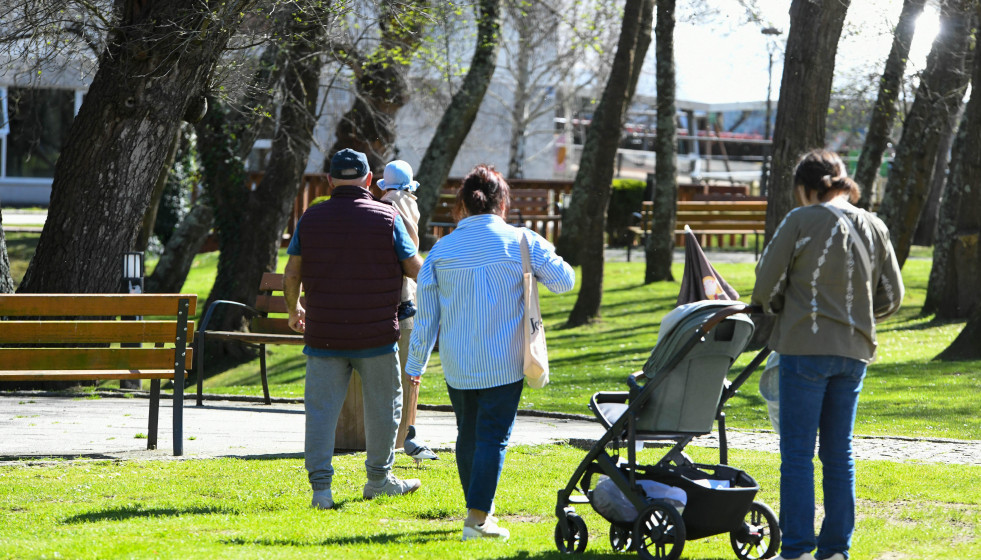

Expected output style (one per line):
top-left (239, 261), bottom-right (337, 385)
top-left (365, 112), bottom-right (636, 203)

top-left (197, 299), bottom-right (262, 333)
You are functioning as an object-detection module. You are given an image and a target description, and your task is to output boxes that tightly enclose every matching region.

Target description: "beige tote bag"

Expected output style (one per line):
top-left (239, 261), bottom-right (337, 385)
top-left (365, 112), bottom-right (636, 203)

top-left (519, 230), bottom-right (549, 388)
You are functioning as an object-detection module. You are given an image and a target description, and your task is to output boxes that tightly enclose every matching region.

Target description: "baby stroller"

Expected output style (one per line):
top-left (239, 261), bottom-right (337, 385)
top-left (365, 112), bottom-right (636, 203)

top-left (554, 301), bottom-right (778, 560)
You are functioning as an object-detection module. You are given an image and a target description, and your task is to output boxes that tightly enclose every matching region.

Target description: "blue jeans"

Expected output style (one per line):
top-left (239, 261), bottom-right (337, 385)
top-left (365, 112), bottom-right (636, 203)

top-left (304, 353), bottom-right (402, 490)
top-left (446, 379), bottom-right (523, 513)
top-left (778, 354), bottom-right (866, 560)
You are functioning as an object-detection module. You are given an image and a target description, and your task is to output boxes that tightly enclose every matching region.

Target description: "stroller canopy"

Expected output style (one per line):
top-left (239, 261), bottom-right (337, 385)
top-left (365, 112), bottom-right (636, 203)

top-left (638, 301), bottom-right (755, 434)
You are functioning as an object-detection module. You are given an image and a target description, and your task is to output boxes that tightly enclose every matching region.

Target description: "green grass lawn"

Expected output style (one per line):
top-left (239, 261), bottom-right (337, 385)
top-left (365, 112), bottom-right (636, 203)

top-left (194, 250), bottom-right (981, 441)
top-left (3, 242), bottom-right (980, 558)
top-left (1, 445), bottom-right (978, 559)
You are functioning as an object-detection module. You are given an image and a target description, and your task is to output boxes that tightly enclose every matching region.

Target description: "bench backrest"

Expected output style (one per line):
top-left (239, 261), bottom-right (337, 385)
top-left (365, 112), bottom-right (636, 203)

top-left (676, 200), bottom-right (767, 231)
top-left (251, 273), bottom-right (303, 335)
top-left (0, 294), bottom-right (196, 381)
top-left (509, 188), bottom-right (552, 217)
top-left (637, 200), bottom-right (768, 231)
top-left (434, 188), bottom-right (555, 223)
top-left (431, 188), bottom-right (560, 243)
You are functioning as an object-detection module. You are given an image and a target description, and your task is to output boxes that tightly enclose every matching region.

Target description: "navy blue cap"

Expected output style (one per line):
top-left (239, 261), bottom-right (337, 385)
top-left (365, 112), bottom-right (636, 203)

top-left (330, 148), bottom-right (370, 179)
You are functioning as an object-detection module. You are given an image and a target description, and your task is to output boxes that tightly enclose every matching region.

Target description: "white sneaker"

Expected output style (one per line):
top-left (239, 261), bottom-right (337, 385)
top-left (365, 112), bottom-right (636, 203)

top-left (822, 554), bottom-right (846, 560)
top-left (311, 488), bottom-right (334, 510)
top-left (462, 518), bottom-right (510, 541)
top-left (362, 474), bottom-right (421, 499)
top-left (774, 554), bottom-right (816, 560)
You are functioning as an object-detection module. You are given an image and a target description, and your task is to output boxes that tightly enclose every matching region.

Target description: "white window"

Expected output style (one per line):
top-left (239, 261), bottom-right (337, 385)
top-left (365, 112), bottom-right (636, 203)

top-left (1, 86), bottom-right (77, 179)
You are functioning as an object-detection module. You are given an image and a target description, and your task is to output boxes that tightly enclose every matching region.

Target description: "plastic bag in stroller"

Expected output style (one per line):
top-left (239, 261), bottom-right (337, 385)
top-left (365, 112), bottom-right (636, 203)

top-left (553, 301), bottom-right (779, 560)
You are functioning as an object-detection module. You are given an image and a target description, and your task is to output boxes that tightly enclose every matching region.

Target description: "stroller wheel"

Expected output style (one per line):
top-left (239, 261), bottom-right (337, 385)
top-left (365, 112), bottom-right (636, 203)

top-left (554, 512), bottom-right (588, 554)
top-left (633, 502), bottom-right (685, 560)
top-left (730, 501), bottom-right (780, 560)
top-left (609, 523), bottom-right (634, 552)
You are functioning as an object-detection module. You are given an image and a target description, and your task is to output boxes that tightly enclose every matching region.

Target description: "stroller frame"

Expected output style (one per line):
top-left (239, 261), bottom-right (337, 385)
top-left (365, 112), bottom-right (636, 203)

top-left (554, 303), bottom-right (779, 560)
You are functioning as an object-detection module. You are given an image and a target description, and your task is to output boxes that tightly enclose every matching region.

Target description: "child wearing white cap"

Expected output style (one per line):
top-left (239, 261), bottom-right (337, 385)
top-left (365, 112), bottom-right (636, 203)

top-left (377, 160), bottom-right (420, 323)
top-left (378, 159), bottom-right (421, 449)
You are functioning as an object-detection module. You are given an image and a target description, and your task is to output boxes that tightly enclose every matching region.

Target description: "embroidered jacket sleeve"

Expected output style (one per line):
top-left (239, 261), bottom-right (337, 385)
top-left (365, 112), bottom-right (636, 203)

top-left (871, 222), bottom-right (904, 320)
top-left (751, 211), bottom-right (799, 314)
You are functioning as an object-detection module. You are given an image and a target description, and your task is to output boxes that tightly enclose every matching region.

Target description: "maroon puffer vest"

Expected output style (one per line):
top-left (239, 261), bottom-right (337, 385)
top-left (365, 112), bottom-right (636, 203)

top-left (298, 186), bottom-right (403, 350)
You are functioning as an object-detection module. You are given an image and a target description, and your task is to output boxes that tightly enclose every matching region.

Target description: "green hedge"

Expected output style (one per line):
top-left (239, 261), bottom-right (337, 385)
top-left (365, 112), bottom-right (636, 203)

top-left (606, 178), bottom-right (647, 247)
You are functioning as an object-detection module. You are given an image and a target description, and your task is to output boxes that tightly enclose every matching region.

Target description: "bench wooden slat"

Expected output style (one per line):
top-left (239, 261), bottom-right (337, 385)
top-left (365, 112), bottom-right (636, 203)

top-left (255, 294), bottom-right (289, 314)
top-left (259, 272), bottom-right (283, 291)
top-left (0, 369), bottom-right (186, 381)
top-left (0, 294), bottom-right (197, 317)
top-left (677, 214), bottom-right (767, 221)
top-left (251, 316), bottom-right (294, 335)
top-left (0, 347), bottom-right (193, 371)
top-left (0, 321), bottom-right (195, 344)
top-left (675, 227), bottom-right (765, 234)
top-left (676, 201), bottom-right (768, 211)
top-left (202, 330), bottom-right (305, 345)
top-left (676, 222), bottom-right (767, 230)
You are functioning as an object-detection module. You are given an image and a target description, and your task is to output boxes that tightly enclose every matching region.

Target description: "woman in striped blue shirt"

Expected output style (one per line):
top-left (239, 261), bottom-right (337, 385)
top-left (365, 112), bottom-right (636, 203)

top-left (406, 165), bottom-right (576, 541)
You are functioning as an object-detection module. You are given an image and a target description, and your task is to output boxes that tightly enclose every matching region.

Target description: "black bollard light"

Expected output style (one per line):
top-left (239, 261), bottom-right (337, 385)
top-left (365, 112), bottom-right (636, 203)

top-left (120, 252), bottom-right (144, 390)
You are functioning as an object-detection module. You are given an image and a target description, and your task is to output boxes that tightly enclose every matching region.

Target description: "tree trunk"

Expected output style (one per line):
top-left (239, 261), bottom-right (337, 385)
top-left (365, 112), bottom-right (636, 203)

top-left (414, 0), bottom-right (503, 249)
top-left (323, 0), bottom-right (429, 174)
top-left (644, 0), bottom-right (677, 284)
top-left (18, 1), bottom-right (247, 294)
top-left (854, 0), bottom-right (925, 210)
top-left (937, 304), bottom-right (981, 360)
top-left (925, 5), bottom-right (981, 322)
top-left (555, 0), bottom-right (653, 264)
top-left (563, 0), bottom-right (655, 326)
top-left (912, 108), bottom-right (960, 247)
top-left (506, 5), bottom-right (533, 180)
top-left (136, 129), bottom-right (183, 251)
top-left (145, 201), bottom-right (214, 294)
top-left (876, 0), bottom-right (973, 268)
top-left (0, 219), bottom-right (14, 294)
top-left (204, 8), bottom-right (326, 340)
top-left (764, 0), bottom-right (850, 243)
top-left (151, 41), bottom-right (282, 300)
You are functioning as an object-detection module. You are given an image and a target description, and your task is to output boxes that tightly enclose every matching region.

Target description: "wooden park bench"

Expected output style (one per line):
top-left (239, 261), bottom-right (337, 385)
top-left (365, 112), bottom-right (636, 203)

top-left (0, 294), bottom-right (196, 456)
top-left (194, 272), bottom-right (298, 406)
top-left (429, 188), bottom-right (562, 242)
top-left (194, 272), bottom-right (416, 450)
top-left (627, 199), bottom-right (768, 260)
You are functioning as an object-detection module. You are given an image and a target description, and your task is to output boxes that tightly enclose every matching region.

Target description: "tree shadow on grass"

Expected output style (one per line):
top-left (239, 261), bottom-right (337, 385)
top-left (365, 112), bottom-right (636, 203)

top-left (219, 529), bottom-right (456, 547)
top-left (63, 505), bottom-right (240, 524)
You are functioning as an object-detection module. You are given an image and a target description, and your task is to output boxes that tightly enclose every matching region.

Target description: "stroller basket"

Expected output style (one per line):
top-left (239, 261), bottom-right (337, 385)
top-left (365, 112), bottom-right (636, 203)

top-left (639, 463), bottom-right (758, 541)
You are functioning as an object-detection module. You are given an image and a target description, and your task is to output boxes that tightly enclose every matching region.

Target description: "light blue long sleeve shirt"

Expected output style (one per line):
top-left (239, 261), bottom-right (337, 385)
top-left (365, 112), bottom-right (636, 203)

top-left (406, 214), bottom-right (576, 390)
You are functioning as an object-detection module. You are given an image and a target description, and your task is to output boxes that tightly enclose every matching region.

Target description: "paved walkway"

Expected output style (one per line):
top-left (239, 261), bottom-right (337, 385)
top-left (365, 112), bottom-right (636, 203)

top-left (2, 392), bottom-right (978, 466)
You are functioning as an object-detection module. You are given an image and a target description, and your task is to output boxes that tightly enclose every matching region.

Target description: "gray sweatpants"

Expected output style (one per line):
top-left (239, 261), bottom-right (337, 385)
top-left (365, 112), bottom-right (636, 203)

top-left (304, 352), bottom-right (403, 490)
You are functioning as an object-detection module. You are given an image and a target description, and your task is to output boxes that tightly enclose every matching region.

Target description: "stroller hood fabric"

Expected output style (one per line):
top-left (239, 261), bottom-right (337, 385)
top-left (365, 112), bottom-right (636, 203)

top-left (644, 301), bottom-right (751, 375)
top-left (676, 226), bottom-right (740, 306)
top-left (638, 301), bottom-right (755, 434)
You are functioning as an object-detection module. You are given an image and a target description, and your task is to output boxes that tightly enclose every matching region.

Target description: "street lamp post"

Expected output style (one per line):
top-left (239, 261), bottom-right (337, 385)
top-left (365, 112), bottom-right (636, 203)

top-left (759, 26), bottom-right (782, 197)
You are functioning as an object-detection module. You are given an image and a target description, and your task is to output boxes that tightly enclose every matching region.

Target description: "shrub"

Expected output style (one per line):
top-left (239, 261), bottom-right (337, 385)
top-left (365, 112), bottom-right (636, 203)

top-left (607, 178), bottom-right (647, 246)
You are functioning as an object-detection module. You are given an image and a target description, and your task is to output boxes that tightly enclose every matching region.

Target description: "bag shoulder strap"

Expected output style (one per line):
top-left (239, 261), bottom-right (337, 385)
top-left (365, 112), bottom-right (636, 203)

top-left (820, 203), bottom-right (872, 273)
top-left (517, 227), bottom-right (532, 274)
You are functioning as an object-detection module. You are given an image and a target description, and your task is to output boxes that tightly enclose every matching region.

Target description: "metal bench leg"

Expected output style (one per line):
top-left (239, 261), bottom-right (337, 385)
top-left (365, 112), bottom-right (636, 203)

top-left (173, 297), bottom-right (190, 456)
top-left (260, 343), bottom-right (271, 405)
top-left (173, 377), bottom-right (184, 456)
top-left (148, 379), bottom-right (160, 450)
top-left (196, 331), bottom-right (205, 406)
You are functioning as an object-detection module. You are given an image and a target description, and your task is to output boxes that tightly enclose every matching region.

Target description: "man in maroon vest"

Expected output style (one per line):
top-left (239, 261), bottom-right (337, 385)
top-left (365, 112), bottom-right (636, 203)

top-left (284, 148), bottom-right (423, 510)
